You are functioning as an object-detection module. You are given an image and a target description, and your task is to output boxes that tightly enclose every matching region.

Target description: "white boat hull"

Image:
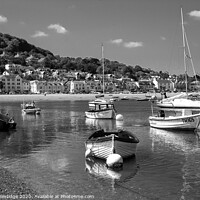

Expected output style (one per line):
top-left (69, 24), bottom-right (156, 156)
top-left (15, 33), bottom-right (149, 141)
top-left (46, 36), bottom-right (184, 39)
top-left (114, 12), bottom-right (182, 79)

top-left (149, 114), bottom-right (200, 130)
top-left (156, 98), bottom-right (200, 110)
top-left (85, 109), bottom-right (116, 119)
top-left (86, 137), bottom-right (138, 159)
top-left (22, 108), bottom-right (41, 114)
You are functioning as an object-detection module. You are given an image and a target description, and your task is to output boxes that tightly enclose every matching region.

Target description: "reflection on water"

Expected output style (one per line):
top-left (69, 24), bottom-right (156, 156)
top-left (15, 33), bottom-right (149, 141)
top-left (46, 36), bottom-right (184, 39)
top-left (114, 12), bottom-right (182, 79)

top-left (149, 127), bottom-right (200, 200)
top-left (85, 118), bottom-right (124, 131)
top-left (0, 101), bottom-right (199, 199)
top-left (149, 127), bottom-right (199, 152)
top-left (85, 157), bottom-right (138, 190)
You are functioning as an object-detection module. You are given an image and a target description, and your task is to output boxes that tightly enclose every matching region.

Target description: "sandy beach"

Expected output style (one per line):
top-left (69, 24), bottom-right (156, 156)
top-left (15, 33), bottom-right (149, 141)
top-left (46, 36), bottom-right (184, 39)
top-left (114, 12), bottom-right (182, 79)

top-left (0, 92), bottom-right (171, 102)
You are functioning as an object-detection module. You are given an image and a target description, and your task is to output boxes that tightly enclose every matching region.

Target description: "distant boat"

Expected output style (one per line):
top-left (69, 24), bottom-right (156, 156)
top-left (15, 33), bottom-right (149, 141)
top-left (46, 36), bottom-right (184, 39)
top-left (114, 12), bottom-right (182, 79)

top-left (21, 101), bottom-right (41, 115)
top-left (121, 96), bottom-right (129, 100)
top-left (136, 97), bottom-right (150, 101)
top-left (85, 98), bottom-right (117, 119)
top-left (85, 129), bottom-right (139, 160)
top-left (0, 112), bottom-right (16, 131)
top-left (85, 44), bottom-right (119, 119)
top-left (110, 96), bottom-right (120, 102)
top-left (149, 108), bottom-right (200, 131)
top-left (95, 94), bottom-right (104, 98)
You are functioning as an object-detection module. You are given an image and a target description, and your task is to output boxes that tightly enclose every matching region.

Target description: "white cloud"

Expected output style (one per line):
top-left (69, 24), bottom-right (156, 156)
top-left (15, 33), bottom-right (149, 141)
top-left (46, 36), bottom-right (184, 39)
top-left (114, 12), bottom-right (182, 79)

top-left (110, 39), bottom-right (123, 45)
top-left (31, 31), bottom-right (48, 38)
top-left (188, 10), bottom-right (200, 19)
top-left (161, 36), bottom-right (166, 40)
top-left (124, 41), bottom-right (143, 48)
top-left (0, 15), bottom-right (7, 23)
top-left (48, 24), bottom-right (68, 34)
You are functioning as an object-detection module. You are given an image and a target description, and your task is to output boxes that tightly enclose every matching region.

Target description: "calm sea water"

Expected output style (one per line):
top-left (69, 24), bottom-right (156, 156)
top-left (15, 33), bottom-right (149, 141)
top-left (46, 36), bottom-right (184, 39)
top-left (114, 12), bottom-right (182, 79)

top-left (0, 100), bottom-right (199, 200)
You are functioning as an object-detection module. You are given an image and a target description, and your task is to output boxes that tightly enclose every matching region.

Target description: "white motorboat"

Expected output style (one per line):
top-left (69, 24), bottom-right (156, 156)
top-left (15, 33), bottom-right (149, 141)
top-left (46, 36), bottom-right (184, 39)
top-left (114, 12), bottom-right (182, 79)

top-left (149, 109), bottom-right (200, 131)
top-left (21, 101), bottom-right (41, 114)
top-left (85, 98), bottom-right (117, 119)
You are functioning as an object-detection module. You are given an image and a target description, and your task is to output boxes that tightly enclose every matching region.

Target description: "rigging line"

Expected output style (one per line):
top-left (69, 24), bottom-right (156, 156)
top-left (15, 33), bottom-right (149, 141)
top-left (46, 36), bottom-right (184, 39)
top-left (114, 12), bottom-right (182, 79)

top-left (184, 30), bottom-right (198, 83)
top-left (181, 7), bottom-right (188, 94)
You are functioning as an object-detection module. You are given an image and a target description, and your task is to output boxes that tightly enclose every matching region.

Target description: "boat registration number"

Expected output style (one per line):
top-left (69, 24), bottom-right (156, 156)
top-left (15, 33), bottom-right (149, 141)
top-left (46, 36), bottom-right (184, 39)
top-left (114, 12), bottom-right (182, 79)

top-left (182, 117), bottom-right (194, 123)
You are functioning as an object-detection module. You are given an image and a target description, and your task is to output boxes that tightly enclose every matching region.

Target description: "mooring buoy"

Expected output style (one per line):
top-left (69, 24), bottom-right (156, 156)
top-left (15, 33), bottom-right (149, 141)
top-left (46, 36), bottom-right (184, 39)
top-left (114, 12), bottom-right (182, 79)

top-left (106, 153), bottom-right (123, 168)
top-left (116, 114), bottom-right (123, 121)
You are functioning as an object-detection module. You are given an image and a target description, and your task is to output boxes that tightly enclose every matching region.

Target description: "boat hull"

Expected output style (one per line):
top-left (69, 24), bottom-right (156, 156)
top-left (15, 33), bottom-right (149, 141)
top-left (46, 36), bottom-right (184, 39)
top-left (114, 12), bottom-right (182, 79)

top-left (0, 115), bottom-right (16, 131)
top-left (85, 109), bottom-right (116, 119)
top-left (156, 98), bottom-right (200, 110)
top-left (86, 135), bottom-right (138, 159)
top-left (149, 114), bottom-right (200, 130)
top-left (22, 108), bottom-right (41, 114)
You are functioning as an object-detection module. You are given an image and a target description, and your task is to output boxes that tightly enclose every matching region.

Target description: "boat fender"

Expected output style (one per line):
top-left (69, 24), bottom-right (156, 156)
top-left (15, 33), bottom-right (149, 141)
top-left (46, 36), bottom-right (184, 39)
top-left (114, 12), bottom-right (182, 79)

top-left (116, 114), bottom-right (123, 121)
top-left (106, 154), bottom-right (123, 168)
top-left (85, 149), bottom-right (92, 158)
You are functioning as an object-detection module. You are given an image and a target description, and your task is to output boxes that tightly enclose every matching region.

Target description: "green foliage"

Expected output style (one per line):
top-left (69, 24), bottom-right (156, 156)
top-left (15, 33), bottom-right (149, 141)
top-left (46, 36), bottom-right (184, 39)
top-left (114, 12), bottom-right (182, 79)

top-left (0, 32), bottom-right (162, 78)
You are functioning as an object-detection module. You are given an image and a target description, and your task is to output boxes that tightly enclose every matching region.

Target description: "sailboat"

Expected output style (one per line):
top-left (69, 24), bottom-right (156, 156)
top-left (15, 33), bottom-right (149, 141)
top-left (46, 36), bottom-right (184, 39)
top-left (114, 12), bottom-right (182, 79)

top-left (85, 44), bottom-right (117, 119)
top-left (156, 8), bottom-right (200, 110)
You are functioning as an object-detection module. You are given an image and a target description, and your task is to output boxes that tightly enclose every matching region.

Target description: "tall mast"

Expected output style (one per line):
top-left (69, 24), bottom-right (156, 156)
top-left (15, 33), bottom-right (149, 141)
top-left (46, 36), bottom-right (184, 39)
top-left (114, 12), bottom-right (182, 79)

top-left (101, 43), bottom-right (104, 94)
top-left (181, 7), bottom-right (188, 94)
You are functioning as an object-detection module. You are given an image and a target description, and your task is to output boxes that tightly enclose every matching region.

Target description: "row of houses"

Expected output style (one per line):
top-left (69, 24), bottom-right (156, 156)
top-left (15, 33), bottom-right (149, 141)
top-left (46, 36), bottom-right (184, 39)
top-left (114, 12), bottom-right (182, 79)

top-left (0, 74), bottom-right (199, 94)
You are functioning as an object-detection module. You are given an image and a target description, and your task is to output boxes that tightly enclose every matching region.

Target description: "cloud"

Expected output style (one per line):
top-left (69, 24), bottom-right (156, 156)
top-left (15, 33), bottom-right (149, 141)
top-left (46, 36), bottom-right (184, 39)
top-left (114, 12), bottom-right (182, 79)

top-left (0, 15), bottom-right (7, 23)
top-left (110, 38), bottom-right (143, 48)
top-left (188, 10), bottom-right (200, 20)
top-left (110, 39), bottom-right (123, 45)
top-left (31, 31), bottom-right (48, 38)
top-left (48, 24), bottom-right (68, 34)
top-left (124, 41), bottom-right (143, 48)
top-left (161, 36), bottom-right (166, 40)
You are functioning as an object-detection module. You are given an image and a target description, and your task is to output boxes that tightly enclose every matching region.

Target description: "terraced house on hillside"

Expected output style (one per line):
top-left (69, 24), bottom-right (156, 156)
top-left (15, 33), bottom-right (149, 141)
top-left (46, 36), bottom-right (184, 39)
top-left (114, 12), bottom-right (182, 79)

top-left (0, 75), bottom-right (23, 93)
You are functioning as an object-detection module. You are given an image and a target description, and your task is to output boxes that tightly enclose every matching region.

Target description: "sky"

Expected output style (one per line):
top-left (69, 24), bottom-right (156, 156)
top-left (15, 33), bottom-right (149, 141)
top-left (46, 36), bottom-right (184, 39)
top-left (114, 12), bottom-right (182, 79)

top-left (0, 0), bottom-right (200, 76)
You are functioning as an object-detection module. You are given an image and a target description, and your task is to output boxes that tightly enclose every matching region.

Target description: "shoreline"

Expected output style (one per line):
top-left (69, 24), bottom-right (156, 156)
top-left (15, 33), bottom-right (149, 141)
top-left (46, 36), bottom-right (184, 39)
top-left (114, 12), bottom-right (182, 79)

top-left (0, 92), bottom-right (176, 102)
top-left (0, 167), bottom-right (38, 199)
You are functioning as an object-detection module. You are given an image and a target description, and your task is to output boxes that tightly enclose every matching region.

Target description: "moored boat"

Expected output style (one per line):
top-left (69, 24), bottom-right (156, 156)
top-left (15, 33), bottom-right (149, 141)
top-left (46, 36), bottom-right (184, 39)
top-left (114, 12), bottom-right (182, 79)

top-left (21, 101), bottom-right (41, 114)
top-left (149, 108), bottom-right (200, 131)
top-left (85, 98), bottom-right (117, 119)
top-left (85, 129), bottom-right (139, 160)
top-left (156, 8), bottom-right (200, 110)
top-left (0, 112), bottom-right (16, 131)
top-left (156, 93), bottom-right (200, 110)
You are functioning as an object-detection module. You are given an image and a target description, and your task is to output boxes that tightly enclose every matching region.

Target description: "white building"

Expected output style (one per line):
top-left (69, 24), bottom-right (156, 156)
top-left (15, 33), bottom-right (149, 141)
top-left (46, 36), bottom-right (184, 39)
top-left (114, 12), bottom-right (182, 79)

top-left (30, 80), bottom-right (64, 94)
top-left (69, 80), bottom-right (86, 93)
top-left (153, 78), bottom-right (173, 91)
top-left (5, 64), bottom-right (22, 72)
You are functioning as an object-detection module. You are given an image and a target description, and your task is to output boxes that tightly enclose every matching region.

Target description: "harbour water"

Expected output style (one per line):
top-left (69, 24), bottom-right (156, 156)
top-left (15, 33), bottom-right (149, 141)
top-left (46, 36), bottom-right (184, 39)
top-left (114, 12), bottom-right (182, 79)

top-left (0, 100), bottom-right (199, 200)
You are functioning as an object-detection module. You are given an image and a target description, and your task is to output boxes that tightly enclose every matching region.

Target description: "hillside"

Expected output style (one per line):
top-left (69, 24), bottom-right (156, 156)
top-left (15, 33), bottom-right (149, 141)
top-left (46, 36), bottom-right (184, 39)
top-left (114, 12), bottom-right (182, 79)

top-left (0, 33), bottom-right (54, 58)
top-left (0, 32), bottom-right (171, 80)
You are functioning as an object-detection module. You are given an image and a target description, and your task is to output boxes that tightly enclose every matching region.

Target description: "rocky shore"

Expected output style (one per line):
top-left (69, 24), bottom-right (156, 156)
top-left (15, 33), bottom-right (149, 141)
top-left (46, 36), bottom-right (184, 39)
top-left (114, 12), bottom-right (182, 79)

top-left (0, 168), bottom-right (39, 200)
